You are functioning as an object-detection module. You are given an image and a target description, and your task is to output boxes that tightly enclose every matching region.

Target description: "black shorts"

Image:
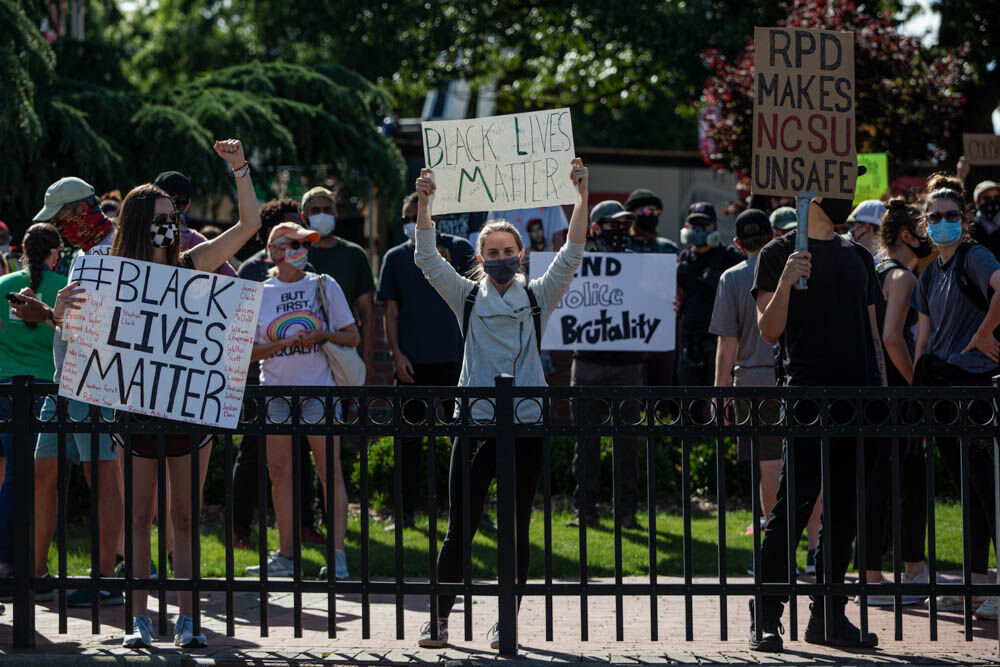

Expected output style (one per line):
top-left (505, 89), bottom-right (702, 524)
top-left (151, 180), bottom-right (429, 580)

top-left (111, 413), bottom-right (212, 458)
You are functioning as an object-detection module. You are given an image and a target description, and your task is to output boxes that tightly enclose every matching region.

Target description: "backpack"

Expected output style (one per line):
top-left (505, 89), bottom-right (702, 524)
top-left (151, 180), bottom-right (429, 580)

top-left (462, 283), bottom-right (542, 353)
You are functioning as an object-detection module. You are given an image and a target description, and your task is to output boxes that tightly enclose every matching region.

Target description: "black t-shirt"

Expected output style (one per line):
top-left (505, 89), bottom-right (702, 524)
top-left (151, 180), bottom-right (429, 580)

top-left (752, 232), bottom-right (879, 387)
top-left (875, 258), bottom-right (916, 387)
top-left (677, 244), bottom-right (744, 340)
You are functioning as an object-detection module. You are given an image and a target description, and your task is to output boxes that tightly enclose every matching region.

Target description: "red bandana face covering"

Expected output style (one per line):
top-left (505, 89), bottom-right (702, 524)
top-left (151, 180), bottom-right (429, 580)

top-left (58, 209), bottom-right (113, 250)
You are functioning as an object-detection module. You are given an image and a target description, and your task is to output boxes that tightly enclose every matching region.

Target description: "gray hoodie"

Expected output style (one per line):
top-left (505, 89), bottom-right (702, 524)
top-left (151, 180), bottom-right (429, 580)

top-left (414, 227), bottom-right (584, 423)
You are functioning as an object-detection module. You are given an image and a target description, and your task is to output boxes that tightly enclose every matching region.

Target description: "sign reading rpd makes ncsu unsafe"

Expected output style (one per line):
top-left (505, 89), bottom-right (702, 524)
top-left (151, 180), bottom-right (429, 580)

top-left (528, 253), bottom-right (676, 352)
top-left (422, 108), bottom-right (577, 215)
top-left (59, 255), bottom-right (263, 429)
top-left (752, 27), bottom-right (857, 198)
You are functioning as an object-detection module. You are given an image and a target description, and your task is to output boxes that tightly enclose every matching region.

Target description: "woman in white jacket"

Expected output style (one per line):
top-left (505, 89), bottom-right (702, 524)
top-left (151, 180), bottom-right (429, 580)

top-left (413, 159), bottom-right (589, 649)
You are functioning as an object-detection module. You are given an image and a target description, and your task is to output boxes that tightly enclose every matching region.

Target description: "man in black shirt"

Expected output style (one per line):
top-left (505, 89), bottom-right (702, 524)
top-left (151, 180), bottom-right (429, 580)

top-left (676, 202), bottom-right (744, 388)
top-left (749, 190), bottom-right (885, 652)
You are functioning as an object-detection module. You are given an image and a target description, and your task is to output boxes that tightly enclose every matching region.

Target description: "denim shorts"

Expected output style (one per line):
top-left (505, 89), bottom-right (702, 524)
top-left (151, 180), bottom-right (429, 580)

top-left (265, 397), bottom-right (328, 425)
top-left (34, 396), bottom-right (116, 462)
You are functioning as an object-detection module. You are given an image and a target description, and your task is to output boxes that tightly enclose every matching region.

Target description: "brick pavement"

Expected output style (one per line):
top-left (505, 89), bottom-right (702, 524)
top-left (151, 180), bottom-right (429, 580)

top-left (0, 576), bottom-right (997, 664)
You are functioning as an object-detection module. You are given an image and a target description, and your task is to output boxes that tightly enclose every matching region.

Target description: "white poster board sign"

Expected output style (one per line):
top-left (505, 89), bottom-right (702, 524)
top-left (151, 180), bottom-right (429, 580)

top-left (529, 252), bottom-right (676, 351)
top-left (421, 108), bottom-right (576, 215)
top-left (59, 255), bottom-right (263, 429)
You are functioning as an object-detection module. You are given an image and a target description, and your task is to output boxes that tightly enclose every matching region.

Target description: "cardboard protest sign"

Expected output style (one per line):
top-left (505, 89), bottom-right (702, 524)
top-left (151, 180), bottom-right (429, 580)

top-left (59, 255), bottom-right (263, 429)
top-left (963, 134), bottom-right (1000, 166)
top-left (752, 27), bottom-right (857, 198)
top-left (854, 153), bottom-right (888, 204)
top-left (528, 253), bottom-right (676, 351)
top-left (422, 108), bottom-right (576, 215)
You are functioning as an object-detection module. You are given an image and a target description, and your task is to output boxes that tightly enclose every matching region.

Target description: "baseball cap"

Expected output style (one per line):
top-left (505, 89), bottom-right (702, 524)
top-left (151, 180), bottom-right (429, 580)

top-left (153, 171), bottom-right (193, 203)
top-left (33, 177), bottom-right (95, 221)
top-left (735, 209), bottom-right (771, 239)
top-left (770, 206), bottom-right (797, 231)
top-left (301, 186), bottom-right (336, 213)
top-left (848, 200), bottom-right (887, 226)
top-left (974, 180), bottom-right (999, 203)
top-left (624, 188), bottom-right (662, 211)
top-left (268, 222), bottom-right (320, 246)
top-left (686, 201), bottom-right (717, 224)
top-left (589, 200), bottom-right (634, 223)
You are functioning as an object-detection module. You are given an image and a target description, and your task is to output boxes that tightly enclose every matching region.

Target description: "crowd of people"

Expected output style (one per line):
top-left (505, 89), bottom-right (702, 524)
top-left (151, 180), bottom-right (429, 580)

top-left (0, 139), bottom-right (997, 654)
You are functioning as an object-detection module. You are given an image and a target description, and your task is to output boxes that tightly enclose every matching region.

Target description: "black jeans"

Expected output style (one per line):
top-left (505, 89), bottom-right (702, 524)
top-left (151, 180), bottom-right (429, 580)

top-left (861, 438), bottom-right (927, 567)
top-left (397, 362), bottom-right (462, 518)
top-left (759, 430), bottom-right (858, 613)
top-left (436, 437), bottom-right (543, 618)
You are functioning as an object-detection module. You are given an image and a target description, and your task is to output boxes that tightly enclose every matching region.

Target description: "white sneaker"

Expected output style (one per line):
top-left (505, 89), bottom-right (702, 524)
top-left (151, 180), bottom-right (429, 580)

top-left (488, 621), bottom-right (501, 650)
top-left (245, 552), bottom-right (293, 577)
top-left (173, 614), bottom-right (207, 648)
top-left (860, 568), bottom-right (929, 606)
top-left (975, 596), bottom-right (998, 620)
top-left (417, 620), bottom-right (448, 648)
top-left (937, 573), bottom-right (987, 611)
top-left (122, 615), bottom-right (154, 649)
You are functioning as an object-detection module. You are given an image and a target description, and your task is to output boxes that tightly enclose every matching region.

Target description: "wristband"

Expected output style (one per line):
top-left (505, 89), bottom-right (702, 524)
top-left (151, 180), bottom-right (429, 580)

top-left (233, 164), bottom-right (250, 179)
top-left (231, 160), bottom-right (248, 172)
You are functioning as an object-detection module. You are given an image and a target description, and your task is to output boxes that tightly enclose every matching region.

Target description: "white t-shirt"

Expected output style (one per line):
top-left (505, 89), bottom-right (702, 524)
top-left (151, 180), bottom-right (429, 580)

top-left (255, 272), bottom-right (354, 387)
top-left (482, 206), bottom-right (569, 252)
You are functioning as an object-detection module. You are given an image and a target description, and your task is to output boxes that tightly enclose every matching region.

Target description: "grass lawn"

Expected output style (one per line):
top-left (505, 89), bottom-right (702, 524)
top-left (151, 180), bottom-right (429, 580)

top-left (48, 502), bottom-right (987, 580)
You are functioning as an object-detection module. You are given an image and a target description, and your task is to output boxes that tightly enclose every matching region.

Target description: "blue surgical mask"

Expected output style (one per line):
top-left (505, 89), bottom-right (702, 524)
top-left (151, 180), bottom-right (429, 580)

top-left (926, 220), bottom-right (962, 247)
top-left (308, 213), bottom-right (336, 237)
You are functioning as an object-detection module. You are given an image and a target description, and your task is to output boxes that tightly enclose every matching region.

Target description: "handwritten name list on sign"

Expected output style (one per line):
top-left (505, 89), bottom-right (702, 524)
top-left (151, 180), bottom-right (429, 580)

top-left (752, 27), bottom-right (857, 198)
top-left (422, 108), bottom-right (576, 215)
top-left (528, 253), bottom-right (676, 352)
top-left (59, 255), bottom-right (263, 429)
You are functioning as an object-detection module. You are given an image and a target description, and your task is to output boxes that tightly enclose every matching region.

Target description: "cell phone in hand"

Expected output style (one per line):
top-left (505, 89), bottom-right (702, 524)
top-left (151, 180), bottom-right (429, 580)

top-left (4, 293), bottom-right (24, 305)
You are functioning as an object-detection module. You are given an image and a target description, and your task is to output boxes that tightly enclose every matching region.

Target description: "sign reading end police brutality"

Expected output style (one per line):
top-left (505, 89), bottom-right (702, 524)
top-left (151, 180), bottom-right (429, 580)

top-left (422, 108), bottom-right (576, 215)
top-left (529, 253), bottom-right (676, 352)
top-left (58, 256), bottom-right (263, 429)
top-left (752, 27), bottom-right (857, 198)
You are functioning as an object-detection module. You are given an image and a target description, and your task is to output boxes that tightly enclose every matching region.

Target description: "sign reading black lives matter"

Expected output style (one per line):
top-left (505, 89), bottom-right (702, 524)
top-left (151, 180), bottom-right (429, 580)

top-left (422, 108), bottom-right (577, 215)
top-left (752, 27), bottom-right (857, 198)
top-left (59, 256), bottom-right (263, 429)
top-left (528, 253), bottom-right (676, 351)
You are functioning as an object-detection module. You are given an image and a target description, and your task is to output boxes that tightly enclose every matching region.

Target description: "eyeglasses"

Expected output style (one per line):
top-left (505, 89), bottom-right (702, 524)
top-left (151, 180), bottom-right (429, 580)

top-left (269, 240), bottom-right (312, 251)
top-left (926, 210), bottom-right (962, 224)
top-left (152, 211), bottom-right (181, 226)
top-left (635, 206), bottom-right (661, 217)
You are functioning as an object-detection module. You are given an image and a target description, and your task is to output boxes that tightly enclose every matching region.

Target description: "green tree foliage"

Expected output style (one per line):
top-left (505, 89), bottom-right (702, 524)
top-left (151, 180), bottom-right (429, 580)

top-left (935, 0), bottom-right (1000, 135)
top-left (698, 0), bottom-right (973, 175)
top-left (0, 0), bottom-right (404, 236)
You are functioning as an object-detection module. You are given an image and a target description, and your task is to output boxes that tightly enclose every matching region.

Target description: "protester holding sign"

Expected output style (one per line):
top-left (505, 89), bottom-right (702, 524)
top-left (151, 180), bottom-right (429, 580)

top-left (0, 223), bottom-right (67, 593)
top-left (972, 180), bottom-right (1000, 260)
top-left (106, 139), bottom-right (262, 650)
top-left (750, 183), bottom-right (884, 651)
top-left (858, 198), bottom-right (930, 607)
top-left (568, 200), bottom-right (643, 530)
top-left (912, 186), bottom-right (1000, 620)
top-left (250, 222), bottom-right (359, 582)
top-left (412, 157), bottom-right (588, 650)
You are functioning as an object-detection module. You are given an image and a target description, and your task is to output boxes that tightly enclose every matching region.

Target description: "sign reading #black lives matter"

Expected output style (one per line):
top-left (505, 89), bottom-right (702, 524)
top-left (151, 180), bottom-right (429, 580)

top-left (752, 27), bottom-right (857, 198)
top-left (59, 256), bottom-right (263, 429)
top-left (528, 253), bottom-right (676, 352)
top-left (422, 108), bottom-right (577, 215)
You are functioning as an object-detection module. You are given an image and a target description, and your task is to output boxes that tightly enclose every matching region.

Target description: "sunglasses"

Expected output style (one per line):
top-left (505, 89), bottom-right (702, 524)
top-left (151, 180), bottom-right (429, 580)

top-left (269, 240), bottom-right (312, 251)
top-left (925, 210), bottom-right (962, 224)
top-left (400, 215), bottom-right (417, 224)
top-left (635, 206), bottom-right (662, 217)
top-left (152, 211), bottom-right (181, 226)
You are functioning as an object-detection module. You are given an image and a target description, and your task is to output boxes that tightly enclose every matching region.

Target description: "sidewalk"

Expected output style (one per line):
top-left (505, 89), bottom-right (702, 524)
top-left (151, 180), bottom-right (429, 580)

top-left (0, 576), bottom-right (996, 664)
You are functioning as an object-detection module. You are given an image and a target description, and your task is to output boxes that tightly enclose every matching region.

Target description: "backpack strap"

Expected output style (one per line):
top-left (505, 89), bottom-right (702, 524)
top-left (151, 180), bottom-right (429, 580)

top-left (525, 285), bottom-right (542, 353)
top-left (462, 283), bottom-right (480, 345)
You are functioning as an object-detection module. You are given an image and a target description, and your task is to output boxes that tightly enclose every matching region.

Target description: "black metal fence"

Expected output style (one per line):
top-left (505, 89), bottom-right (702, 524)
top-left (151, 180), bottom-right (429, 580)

top-left (1, 375), bottom-right (998, 656)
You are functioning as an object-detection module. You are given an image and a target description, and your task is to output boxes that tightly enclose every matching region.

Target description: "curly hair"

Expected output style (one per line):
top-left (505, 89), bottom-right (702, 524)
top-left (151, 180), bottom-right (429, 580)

top-left (258, 198), bottom-right (300, 246)
top-left (923, 173), bottom-right (965, 202)
top-left (879, 198), bottom-right (922, 251)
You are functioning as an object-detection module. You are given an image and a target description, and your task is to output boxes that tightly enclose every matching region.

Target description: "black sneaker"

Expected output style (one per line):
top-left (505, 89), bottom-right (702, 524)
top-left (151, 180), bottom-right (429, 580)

top-left (748, 600), bottom-right (784, 652)
top-left (804, 602), bottom-right (878, 648)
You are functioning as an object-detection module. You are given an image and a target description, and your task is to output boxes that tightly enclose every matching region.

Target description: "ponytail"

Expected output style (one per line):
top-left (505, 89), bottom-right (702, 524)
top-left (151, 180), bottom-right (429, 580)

top-left (20, 223), bottom-right (61, 329)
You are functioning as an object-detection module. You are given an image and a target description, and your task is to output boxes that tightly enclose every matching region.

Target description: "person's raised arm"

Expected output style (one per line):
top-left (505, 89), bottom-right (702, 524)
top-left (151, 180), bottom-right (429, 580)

top-left (412, 168), bottom-right (475, 313)
top-left (882, 269), bottom-right (917, 384)
top-left (566, 158), bottom-right (589, 245)
top-left (188, 139), bottom-right (261, 273)
top-left (756, 250), bottom-right (810, 345)
top-left (529, 159), bottom-right (588, 310)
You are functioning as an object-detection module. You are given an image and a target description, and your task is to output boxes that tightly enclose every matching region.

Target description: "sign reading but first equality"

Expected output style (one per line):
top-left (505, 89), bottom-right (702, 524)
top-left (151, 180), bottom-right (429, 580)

top-left (421, 108), bottom-right (577, 215)
top-left (58, 255), bottom-right (263, 429)
top-left (752, 26), bottom-right (857, 199)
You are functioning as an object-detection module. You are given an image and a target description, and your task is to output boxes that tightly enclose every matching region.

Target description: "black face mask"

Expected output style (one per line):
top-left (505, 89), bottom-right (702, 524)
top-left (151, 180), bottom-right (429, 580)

top-left (982, 200), bottom-right (1000, 219)
top-left (598, 225), bottom-right (630, 252)
top-left (816, 197), bottom-right (854, 226)
top-left (907, 235), bottom-right (934, 259)
top-left (634, 215), bottom-right (659, 232)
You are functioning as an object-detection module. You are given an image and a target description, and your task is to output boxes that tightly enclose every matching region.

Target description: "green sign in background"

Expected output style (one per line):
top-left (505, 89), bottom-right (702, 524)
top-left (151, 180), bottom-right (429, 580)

top-left (854, 153), bottom-right (888, 204)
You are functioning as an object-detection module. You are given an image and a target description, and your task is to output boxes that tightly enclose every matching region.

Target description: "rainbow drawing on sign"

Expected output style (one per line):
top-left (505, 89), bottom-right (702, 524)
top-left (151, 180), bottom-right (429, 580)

top-left (266, 311), bottom-right (323, 342)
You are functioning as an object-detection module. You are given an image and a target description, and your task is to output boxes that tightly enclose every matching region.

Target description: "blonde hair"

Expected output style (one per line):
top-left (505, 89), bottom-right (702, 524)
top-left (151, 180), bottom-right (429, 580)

top-left (466, 220), bottom-right (525, 282)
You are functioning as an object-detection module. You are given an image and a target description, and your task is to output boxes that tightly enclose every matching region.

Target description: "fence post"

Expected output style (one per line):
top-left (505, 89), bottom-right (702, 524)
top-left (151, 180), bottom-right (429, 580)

top-left (12, 376), bottom-right (36, 648)
top-left (494, 374), bottom-right (518, 656)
